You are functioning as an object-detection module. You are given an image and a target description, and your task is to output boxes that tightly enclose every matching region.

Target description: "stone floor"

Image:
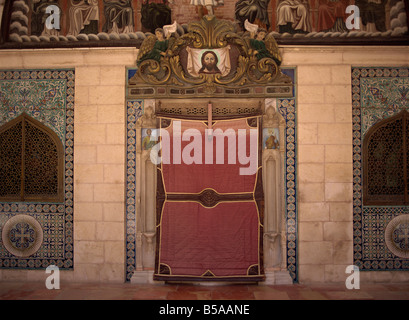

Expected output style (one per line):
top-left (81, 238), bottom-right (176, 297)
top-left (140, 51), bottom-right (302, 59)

top-left (0, 281), bottom-right (409, 300)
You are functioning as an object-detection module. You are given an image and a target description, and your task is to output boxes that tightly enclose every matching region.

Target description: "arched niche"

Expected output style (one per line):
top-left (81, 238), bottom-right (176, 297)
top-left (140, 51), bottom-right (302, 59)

top-left (0, 112), bottom-right (64, 203)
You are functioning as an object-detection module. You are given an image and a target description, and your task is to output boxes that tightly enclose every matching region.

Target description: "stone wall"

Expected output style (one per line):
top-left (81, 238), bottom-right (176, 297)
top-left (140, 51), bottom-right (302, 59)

top-left (0, 48), bottom-right (135, 283)
top-left (0, 46), bottom-right (408, 283)
top-left (281, 46), bottom-right (409, 283)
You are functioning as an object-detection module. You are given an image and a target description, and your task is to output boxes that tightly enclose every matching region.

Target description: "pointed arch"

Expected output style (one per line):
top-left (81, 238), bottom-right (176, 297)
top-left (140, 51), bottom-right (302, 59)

top-left (0, 113), bottom-right (64, 202)
top-left (363, 110), bottom-right (409, 205)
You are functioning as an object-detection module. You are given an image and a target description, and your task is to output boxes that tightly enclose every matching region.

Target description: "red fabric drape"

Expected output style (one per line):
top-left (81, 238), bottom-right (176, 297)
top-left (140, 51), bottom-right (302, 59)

top-left (159, 201), bottom-right (260, 277)
top-left (161, 119), bottom-right (257, 193)
top-left (156, 118), bottom-right (262, 280)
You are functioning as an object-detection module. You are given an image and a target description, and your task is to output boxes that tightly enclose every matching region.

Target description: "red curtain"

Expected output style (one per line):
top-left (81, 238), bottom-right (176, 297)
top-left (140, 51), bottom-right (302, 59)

top-left (155, 118), bottom-right (263, 280)
top-left (160, 201), bottom-right (260, 277)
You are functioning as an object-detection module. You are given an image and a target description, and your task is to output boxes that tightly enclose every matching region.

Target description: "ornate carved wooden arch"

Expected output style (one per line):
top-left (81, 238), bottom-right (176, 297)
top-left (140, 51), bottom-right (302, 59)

top-left (127, 16), bottom-right (293, 99)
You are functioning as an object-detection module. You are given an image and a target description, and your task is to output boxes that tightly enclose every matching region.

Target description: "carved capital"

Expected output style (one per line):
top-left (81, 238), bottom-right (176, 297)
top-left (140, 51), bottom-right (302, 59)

top-left (263, 106), bottom-right (279, 128)
top-left (136, 105), bottom-right (157, 128)
top-left (264, 232), bottom-right (279, 244)
top-left (143, 232), bottom-right (156, 244)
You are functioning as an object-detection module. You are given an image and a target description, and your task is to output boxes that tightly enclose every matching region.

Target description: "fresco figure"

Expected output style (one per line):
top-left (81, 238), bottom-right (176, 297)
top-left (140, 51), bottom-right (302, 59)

top-left (31, 0), bottom-right (61, 36)
top-left (67, 0), bottom-right (99, 36)
top-left (141, 0), bottom-right (172, 33)
top-left (190, 0), bottom-right (224, 19)
top-left (356, 0), bottom-right (388, 32)
top-left (186, 47), bottom-right (231, 77)
top-left (235, 0), bottom-right (271, 31)
top-left (276, 0), bottom-right (312, 33)
top-left (103, 0), bottom-right (135, 33)
top-left (317, 0), bottom-right (348, 32)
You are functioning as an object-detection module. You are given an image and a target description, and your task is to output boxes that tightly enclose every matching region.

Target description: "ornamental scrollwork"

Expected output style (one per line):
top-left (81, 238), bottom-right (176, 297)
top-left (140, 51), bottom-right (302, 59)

top-left (129, 15), bottom-right (292, 98)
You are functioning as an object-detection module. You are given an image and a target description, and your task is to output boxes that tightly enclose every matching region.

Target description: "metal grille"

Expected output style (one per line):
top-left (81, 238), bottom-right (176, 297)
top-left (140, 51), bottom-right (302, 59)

top-left (0, 115), bottom-right (61, 202)
top-left (158, 105), bottom-right (260, 117)
top-left (160, 107), bottom-right (260, 115)
top-left (0, 122), bottom-right (23, 199)
top-left (24, 120), bottom-right (59, 197)
top-left (364, 111), bottom-right (408, 205)
top-left (407, 116), bottom-right (409, 204)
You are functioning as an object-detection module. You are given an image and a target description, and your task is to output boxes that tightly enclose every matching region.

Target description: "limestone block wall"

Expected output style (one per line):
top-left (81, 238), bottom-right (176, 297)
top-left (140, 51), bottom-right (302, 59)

top-left (0, 45), bottom-right (408, 283)
top-left (281, 46), bottom-right (409, 283)
top-left (0, 48), bottom-right (136, 283)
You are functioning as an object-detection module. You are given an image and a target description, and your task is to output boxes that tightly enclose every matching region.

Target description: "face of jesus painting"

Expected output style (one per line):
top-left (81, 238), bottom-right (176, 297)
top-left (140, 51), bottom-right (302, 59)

top-left (199, 51), bottom-right (221, 74)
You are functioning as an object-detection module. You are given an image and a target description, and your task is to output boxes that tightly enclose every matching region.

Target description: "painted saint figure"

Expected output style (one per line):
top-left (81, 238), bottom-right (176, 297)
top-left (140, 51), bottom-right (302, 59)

top-left (190, 0), bottom-right (224, 19)
top-left (235, 0), bottom-right (271, 31)
top-left (67, 0), bottom-right (99, 36)
top-left (249, 28), bottom-right (282, 65)
top-left (265, 129), bottom-right (279, 149)
top-left (102, 0), bottom-right (135, 34)
top-left (137, 28), bottom-right (170, 65)
top-left (276, 0), bottom-right (311, 34)
top-left (31, 0), bottom-right (61, 36)
top-left (317, 0), bottom-right (348, 32)
top-left (141, 0), bottom-right (172, 33)
top-left (355, 0), bottom-right (388, 32)
top-left (142, 128), bottom-right (157, 150)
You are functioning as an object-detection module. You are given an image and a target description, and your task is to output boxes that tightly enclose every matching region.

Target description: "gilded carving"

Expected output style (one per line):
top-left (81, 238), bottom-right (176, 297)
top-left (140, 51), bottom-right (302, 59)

top-left (129, 15), bottom-right (293, 98)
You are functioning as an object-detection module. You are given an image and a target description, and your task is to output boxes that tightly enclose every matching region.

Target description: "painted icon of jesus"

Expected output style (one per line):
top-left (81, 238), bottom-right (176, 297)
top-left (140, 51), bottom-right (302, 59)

top-left (199, 51), bottom-right (221, 74)
top-left (186, 46), bottom-right (231, 77)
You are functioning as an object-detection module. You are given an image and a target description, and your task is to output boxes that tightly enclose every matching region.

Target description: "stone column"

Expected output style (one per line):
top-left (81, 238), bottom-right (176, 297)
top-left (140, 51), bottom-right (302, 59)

top-left (131, 101), bottom-right (161, 284)
top-left (261, 100), bottom-right (293, 285)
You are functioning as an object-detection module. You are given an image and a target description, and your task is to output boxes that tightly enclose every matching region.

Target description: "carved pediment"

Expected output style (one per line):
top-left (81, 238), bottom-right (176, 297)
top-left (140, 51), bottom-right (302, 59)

top-left (128, 16), bottom-right (293, 99)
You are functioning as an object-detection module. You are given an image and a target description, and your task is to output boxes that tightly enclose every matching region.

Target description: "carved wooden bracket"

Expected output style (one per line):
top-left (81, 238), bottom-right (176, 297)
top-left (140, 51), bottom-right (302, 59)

top-left (128, 16), bottom-right (293, 99)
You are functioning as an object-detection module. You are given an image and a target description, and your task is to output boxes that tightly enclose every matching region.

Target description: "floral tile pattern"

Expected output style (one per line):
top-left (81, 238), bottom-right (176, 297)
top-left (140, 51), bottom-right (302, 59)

top-left (352, 67), bottom-right (409, 271)
top-left (0, 69), bottom-right (74, 269)
top-left (277, 97), bottom-right (297, 282)
top-left (125, 99), bottom-right (143, 281)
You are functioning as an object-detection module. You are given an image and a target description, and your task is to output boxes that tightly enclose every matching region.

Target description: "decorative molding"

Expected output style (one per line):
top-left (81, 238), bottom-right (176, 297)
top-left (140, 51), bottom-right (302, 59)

top-left (276, 97), bottom-right (297, 281)
top-left (156, 98), bottom-right (263, 120)
top-left (1, 0), bottom-right (408, 48)
top-left (128, 16), bottom-right (293, 99)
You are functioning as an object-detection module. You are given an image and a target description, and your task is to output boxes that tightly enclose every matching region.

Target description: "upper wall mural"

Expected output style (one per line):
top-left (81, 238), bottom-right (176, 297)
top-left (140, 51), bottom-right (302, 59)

top-left (0, 0), bottom-right (408, 48)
